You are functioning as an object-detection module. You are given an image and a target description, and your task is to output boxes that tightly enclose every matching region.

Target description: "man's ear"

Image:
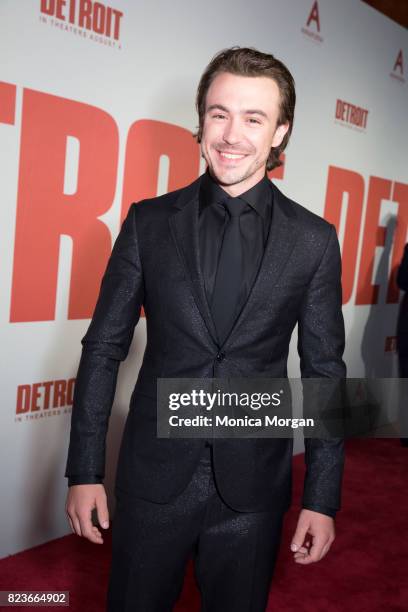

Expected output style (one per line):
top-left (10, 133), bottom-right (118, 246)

top-left (272, 122), bottom-right (290, 147)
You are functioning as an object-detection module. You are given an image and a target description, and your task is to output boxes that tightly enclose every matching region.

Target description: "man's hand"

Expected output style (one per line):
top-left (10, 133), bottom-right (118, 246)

top-left (290, 509), bottom-right (335, 564)
top-left (65, 484), bottom-right (109, 545)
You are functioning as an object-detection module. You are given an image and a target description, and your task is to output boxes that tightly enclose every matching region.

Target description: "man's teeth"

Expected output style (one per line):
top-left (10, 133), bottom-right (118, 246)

top-left (219, 152), bottom-right (245, 159)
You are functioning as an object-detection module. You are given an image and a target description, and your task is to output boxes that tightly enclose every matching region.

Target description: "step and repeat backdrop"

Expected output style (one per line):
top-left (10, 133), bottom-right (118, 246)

top-left (0, 0), bottom-right (407, 557)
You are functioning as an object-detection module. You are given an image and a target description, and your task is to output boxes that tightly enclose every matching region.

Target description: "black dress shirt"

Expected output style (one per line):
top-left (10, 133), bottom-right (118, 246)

top-left (198, 170), bottom-right (272, 331)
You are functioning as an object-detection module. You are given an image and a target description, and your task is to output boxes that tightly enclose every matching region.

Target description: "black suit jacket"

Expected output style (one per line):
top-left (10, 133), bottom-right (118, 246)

top-left (65, 176), bottom-right (346, 516)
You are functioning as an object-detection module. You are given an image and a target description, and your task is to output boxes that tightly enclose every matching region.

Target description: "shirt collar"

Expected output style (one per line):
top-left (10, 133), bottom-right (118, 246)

top-left (199, 170), bottom-right (272, 219)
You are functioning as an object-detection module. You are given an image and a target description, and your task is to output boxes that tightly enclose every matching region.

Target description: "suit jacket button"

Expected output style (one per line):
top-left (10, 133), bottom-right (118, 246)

top-left (216, 351), bottom-right (225, 362)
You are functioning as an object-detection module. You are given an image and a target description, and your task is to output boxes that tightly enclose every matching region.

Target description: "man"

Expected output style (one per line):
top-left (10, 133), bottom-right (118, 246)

top-left (66, 47), bottom-right (346, 611)
top-left (397, 243), bottom-right (408, 446)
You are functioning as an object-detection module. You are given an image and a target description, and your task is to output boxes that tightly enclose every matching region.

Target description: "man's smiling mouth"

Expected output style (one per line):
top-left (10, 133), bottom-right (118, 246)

top-left (217, 151), bottom-right (248, 161)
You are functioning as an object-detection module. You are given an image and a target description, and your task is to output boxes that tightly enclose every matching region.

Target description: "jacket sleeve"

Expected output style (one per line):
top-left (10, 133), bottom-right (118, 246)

top-left (397, 244), bottom-right (408, 292)
top-left (65, 204), bottom-right (144, 484)
top-left (297, 224), bottom-right (346, 518)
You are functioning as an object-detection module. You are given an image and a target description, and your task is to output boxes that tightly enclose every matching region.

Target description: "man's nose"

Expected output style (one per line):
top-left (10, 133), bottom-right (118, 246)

top-left (222, 117), bottom-right (242, 145)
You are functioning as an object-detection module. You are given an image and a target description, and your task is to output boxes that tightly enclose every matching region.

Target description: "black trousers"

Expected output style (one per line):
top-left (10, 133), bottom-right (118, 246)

top-left (107, 445), bottom-right (285, 612)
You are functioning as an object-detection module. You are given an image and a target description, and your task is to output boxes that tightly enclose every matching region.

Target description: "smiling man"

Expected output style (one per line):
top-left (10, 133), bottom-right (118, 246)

top-left (200, 72), bottom-right (288, 193)
top-left (66, 47), bottom-right (346, 611)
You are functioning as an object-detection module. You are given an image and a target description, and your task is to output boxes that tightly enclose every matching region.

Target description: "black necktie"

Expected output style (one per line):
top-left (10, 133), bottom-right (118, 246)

top-left (211, 197), bottom-right (248, 344)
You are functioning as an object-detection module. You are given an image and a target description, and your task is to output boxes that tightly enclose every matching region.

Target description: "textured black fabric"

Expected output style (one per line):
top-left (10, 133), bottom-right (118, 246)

top-left (67, 474), bottom-right (103, 486)
top-left (107, 445), bottom-right (284, 611)
top-left (65, 175), bottom-right (346, 517)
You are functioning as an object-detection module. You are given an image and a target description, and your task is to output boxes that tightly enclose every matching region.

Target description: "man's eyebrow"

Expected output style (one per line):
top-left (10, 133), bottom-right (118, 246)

top-left (206, 104), bottom-right (268, 119)
top-left (207, 104), bottom-right (229, 113)
top-left (245, 109), bottom-right (268, 118)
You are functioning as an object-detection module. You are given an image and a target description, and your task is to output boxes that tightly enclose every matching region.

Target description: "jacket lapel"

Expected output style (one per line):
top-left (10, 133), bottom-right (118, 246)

top-left (169, 176), bottom-right (219, 345)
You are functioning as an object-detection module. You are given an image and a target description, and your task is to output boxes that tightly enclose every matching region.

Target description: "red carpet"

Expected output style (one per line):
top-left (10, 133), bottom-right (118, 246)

top-left (1, 439), bottom-right (407, 611)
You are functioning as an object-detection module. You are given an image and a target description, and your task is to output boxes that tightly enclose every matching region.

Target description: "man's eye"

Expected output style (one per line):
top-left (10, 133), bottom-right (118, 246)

top-left (248, 117), bottom-right (261, 124)
top-left (212, 114), bottom-right (226, 119)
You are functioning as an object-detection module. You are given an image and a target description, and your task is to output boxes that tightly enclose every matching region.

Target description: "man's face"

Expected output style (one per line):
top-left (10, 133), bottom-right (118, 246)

top-left (200, 72), bottom-right (289, 196)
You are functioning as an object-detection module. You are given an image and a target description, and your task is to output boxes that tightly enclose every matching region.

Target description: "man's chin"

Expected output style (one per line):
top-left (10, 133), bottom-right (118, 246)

top-left (209, 167), bottom-right (249, 187)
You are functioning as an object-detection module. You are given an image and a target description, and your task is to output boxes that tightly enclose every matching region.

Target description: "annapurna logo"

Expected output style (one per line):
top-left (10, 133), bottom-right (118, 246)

top-left (301, 1), bottom-right (323, 44)
top-left (40, 0), bottom-right (123, 47)
top-left (390, 49), bottom-right (405, 84)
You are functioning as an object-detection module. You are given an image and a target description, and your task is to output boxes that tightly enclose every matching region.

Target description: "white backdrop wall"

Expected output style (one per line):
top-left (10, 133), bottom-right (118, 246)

top-left (0, 0), bottom-right (407, 557)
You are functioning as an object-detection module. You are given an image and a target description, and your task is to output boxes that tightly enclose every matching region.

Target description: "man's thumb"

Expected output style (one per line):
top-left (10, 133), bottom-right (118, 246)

top-left (96, 499), bottom-right (110, 529)
top-left (290, 523), bottom-right (308, 552)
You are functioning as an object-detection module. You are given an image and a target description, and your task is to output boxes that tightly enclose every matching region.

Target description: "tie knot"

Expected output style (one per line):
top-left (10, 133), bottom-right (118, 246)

top-left (223, 197), bottom-right (248, 218)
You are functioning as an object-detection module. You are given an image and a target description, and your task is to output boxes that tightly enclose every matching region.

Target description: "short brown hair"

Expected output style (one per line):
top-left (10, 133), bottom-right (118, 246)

top-left (195, 47), bottom-right (296, 171)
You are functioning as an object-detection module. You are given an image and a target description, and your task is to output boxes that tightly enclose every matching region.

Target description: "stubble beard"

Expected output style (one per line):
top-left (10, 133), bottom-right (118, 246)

top-left (208, 153), bottom-right (266, 188)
